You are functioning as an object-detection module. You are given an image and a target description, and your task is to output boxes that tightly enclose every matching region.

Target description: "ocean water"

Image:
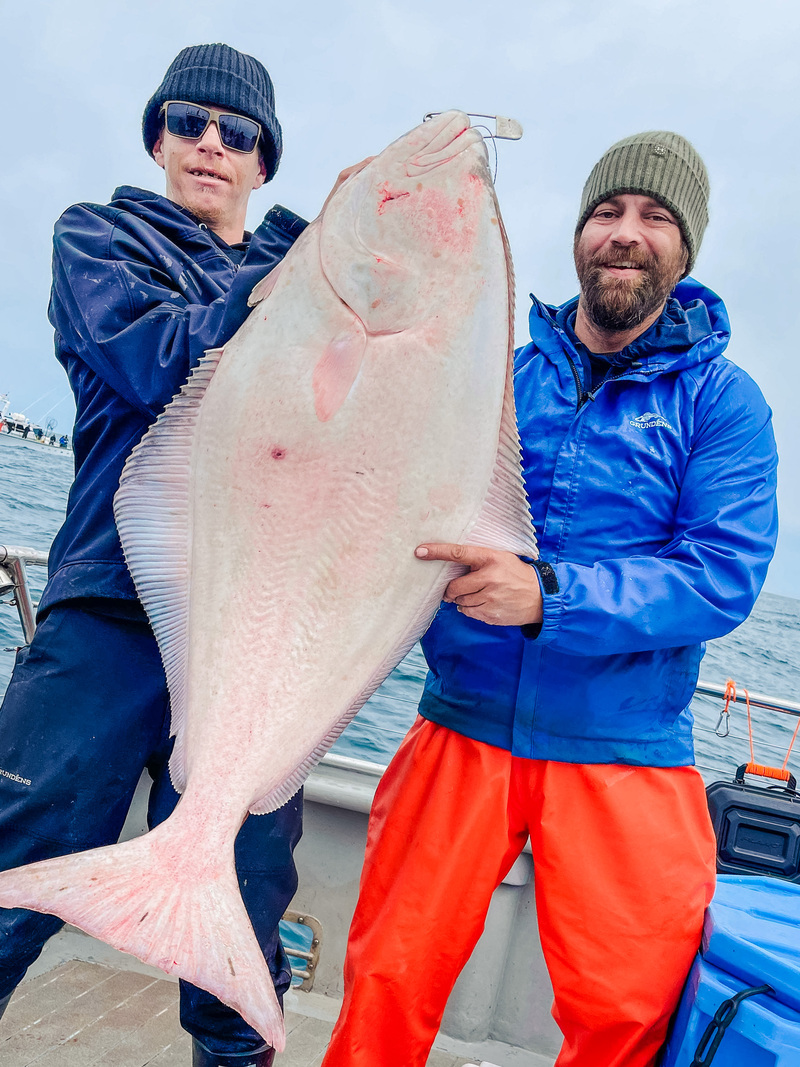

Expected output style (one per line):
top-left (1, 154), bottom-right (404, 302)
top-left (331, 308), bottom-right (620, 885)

top-left (1, 432), bottom-right (798, 784)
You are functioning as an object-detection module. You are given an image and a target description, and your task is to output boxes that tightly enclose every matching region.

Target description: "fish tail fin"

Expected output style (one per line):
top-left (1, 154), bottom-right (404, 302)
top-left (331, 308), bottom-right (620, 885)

top-left (0, 819), bottom-right (285, 1050)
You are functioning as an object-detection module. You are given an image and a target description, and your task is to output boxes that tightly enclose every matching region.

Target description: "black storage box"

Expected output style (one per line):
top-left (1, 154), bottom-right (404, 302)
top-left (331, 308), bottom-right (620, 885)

top-left (706, 765), bottom-right (800, 883)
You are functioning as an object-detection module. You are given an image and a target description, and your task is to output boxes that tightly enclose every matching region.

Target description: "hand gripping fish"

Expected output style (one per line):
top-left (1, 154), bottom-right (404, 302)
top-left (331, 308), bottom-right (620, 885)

top-left (0, 111), bottom-right (536, 1048)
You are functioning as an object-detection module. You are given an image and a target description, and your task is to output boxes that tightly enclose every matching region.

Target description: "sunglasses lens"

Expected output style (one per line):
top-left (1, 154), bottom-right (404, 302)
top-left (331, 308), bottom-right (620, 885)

top-left (217, 114), bottom-right (260, 154)
top-left (165, 102), bottom-right (210, 140)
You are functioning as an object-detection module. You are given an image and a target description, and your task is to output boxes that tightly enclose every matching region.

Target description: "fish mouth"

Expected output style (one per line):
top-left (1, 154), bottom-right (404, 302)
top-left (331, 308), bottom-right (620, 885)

top-left (405, 111), bottom-right (486, 176)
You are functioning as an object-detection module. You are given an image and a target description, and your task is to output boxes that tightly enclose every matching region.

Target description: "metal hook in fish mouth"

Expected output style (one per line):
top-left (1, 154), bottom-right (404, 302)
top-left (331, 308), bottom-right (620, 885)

top-left (423, 112), bottom-right (523, 140)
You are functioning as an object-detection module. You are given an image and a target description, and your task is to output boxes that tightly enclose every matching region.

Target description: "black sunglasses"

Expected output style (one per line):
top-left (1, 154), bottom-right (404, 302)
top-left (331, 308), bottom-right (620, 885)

top-left (161, 101), bottom-right (262, 155)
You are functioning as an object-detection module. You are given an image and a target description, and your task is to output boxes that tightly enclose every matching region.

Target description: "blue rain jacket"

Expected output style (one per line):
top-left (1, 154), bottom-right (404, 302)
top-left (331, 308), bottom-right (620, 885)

top-left (419, 279), bottom-right (779, 766)
top-left (42, 187), bottom-right (306, 614)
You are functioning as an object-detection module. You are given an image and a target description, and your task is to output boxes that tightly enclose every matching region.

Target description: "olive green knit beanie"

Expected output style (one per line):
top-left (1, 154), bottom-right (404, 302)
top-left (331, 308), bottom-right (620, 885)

top-left (575, 131), bottom-right (710, 274)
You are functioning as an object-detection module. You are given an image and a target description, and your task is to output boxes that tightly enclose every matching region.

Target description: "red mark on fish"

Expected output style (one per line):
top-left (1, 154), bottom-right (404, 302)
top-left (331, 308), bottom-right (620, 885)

top-left (377, 181), bottom-right (411, 214)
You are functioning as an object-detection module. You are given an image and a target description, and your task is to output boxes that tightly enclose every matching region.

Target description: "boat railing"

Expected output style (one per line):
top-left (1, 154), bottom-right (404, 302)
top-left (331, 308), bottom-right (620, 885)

top-left (0, 544), bottom-right (49, 645)
top-left (694, 680), bottom-right (800, 717)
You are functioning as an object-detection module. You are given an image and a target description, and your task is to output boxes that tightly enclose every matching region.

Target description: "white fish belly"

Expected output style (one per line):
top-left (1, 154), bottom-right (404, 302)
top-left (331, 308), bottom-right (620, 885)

top-left (180, 216), bottom-right (511, 806)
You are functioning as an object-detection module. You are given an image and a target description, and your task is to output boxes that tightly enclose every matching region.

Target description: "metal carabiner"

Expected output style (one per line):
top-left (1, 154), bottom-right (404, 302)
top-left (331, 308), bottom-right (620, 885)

top-left (715, 678), bottom-right (736, 737)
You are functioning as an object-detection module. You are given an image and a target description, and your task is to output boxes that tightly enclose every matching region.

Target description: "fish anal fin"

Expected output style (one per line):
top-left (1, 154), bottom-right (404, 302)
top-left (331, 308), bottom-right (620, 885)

top-left (312, 318), bottom-right (367, 422)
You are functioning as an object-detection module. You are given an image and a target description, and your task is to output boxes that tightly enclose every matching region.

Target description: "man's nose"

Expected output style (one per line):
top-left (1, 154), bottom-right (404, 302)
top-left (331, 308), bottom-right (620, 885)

top-left (196, 119), bottom-right (225, 153)
top-left (610, 212), bottom-right (642, 245)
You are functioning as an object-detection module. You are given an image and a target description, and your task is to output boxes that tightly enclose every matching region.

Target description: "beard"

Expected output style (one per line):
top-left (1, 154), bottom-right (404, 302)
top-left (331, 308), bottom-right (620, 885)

top-left (574, 239), bottom-right (687, 333)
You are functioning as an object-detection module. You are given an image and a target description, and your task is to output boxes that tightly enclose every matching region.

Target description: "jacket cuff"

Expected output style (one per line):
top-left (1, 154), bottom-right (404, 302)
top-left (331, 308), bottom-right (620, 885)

top-left (521, 559), bottom-right (564, 641)
top-left (264, 204), bottom-right (309, 241)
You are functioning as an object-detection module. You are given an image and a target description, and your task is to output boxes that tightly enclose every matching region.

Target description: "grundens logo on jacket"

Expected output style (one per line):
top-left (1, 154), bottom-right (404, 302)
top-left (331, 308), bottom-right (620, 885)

top-left (629, 412), bottom-right (676, 432)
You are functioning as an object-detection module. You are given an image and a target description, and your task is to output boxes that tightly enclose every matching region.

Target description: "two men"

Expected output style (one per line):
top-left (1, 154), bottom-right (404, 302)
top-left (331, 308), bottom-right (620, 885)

top-left (322, 134), bottom-right (778, 1066)
top-left (0, 49), bottom-right (778, 1067)
top-left (0, 44), bottom-right (310, 1067)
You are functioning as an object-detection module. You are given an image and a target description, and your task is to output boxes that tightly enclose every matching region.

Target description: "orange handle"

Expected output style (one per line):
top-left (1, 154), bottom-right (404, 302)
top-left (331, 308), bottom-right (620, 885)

top-left (744, 762), bottom-right (791, 783)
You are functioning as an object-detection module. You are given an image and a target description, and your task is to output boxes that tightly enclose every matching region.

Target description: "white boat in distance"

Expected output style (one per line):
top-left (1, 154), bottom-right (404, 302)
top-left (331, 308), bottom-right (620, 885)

top-left (0, 394), bottom-right (71, 450)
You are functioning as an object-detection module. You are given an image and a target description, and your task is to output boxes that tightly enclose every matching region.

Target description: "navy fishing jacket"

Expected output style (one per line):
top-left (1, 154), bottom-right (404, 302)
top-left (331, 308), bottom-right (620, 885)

top-left (42, 187), bottom-right (306, 614)
top-left (419, 278), bottom-right (779, 766)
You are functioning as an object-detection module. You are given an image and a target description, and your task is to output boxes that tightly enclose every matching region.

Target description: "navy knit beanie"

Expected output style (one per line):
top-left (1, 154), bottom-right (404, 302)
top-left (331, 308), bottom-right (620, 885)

top-left (142, 43), bottom-right (283, 181)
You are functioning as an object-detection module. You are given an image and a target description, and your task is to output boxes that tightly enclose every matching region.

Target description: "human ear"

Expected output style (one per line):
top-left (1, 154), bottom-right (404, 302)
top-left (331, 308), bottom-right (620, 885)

top-left (252, 153), bottom-right (268, 191)
top-left (152, 135), bottom-right (166, 170)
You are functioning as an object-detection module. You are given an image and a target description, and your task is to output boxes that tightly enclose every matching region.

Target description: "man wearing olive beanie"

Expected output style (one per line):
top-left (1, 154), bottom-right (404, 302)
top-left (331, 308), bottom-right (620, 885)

top-left (577, 130), bottom-right (710, 272)
top-left (0, 43), bottom-right (331, 1067)
top-left (322, 133), bottom-right (778, 1067)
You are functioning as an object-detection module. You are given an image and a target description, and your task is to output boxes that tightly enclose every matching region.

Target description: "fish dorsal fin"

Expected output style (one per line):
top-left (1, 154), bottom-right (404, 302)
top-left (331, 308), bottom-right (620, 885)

top-left (465, 359), bottom-right (537, 558)
top-left (114, 349), bottom-right (223, 793)
top-left (467, 225), bottom-right (536, 559)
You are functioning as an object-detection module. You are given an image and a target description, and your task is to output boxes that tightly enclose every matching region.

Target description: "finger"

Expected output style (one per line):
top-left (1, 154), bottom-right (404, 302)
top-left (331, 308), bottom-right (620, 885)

top-left (321, 157), bottom-right (375, 215)
top-left (450, 591), bottom-right (489, 608)
top-left (348, 155), bottom-right (375, 176)
top-left (457, 604), bottom-right (497, 622)
top-left (415, 543), bottom-right (491, 567)
top-left (443, 576), bottom-right (487, 601)
top-left (336, 156), bottom-right (375, 185)
top-left (458, 604), bottom-right (504, 625)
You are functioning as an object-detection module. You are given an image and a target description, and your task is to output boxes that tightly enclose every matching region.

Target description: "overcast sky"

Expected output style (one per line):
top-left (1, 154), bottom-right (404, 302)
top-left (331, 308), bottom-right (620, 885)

top-left (1, 0), bottom-right (798, 596)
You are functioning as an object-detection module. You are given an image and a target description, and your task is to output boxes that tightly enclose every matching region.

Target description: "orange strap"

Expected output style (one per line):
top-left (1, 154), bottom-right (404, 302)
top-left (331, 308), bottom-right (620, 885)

top-left (724, 678), bottom-right (736, 711)
top-left (782, 716), bottom-right (800, 772)
top-left (745, 687), bottom-right (755, 765)
top-left (730, 681), bottom-right (798, 782)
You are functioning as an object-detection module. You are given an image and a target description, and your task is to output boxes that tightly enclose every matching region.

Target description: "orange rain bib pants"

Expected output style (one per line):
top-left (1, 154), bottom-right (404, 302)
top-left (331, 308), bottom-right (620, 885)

top-left (322, 717), bottom-right (716, 1067)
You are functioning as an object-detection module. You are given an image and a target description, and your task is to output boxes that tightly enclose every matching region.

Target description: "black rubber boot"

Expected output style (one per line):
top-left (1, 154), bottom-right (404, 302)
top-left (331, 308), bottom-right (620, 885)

top-left (0, 991), bottom-right (12, 1022)
top-left (191, 1039), bottom-right (276, 1066)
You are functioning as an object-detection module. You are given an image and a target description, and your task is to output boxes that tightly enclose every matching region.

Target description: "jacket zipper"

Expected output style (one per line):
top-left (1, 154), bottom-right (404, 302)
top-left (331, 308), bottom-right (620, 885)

top-left (198, 222), bottom-right (240, 272)
top-left (564, 351), bottom-right (589, 410)
top-left (587, 364), bottom-right (630, 400)
top-left (564, 350), bottom-right (637, 410)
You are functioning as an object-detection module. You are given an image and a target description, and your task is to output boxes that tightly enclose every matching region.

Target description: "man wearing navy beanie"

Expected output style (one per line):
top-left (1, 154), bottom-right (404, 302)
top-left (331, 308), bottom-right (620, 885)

top-left (0, 44), bottom-right (325, 1067)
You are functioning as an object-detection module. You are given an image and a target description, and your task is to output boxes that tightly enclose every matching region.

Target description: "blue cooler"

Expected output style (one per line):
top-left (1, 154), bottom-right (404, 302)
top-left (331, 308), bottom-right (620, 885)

top-left (662, 876), bottom-right (800, 1066)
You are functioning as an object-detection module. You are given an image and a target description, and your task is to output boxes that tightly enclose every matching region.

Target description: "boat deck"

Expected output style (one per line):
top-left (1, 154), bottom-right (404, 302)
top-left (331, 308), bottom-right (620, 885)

top-left (2, 933), bottom-right (496, 1067)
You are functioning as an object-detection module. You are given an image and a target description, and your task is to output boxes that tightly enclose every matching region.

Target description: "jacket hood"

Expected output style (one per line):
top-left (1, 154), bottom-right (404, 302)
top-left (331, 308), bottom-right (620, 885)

top-left (528, 277), bottom-right (731, 376)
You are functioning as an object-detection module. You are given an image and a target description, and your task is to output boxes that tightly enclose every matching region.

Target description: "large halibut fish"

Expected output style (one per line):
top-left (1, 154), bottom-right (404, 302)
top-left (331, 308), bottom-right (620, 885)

top-left (0, 111), bottom-right (536, 1048)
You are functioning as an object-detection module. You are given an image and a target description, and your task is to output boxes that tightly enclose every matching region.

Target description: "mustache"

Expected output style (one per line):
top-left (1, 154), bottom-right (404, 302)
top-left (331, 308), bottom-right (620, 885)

top-left (589, 248), bottom-right (657, 271)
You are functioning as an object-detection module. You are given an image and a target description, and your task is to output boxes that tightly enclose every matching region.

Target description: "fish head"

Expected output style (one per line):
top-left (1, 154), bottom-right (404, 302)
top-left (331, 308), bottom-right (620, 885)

top-left (318, 111), bottom-right (500, 335)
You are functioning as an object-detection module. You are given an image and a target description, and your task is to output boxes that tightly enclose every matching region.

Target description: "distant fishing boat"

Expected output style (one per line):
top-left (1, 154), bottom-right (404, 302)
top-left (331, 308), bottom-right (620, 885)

top-left (0, 393), bottom-right (70, 451)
